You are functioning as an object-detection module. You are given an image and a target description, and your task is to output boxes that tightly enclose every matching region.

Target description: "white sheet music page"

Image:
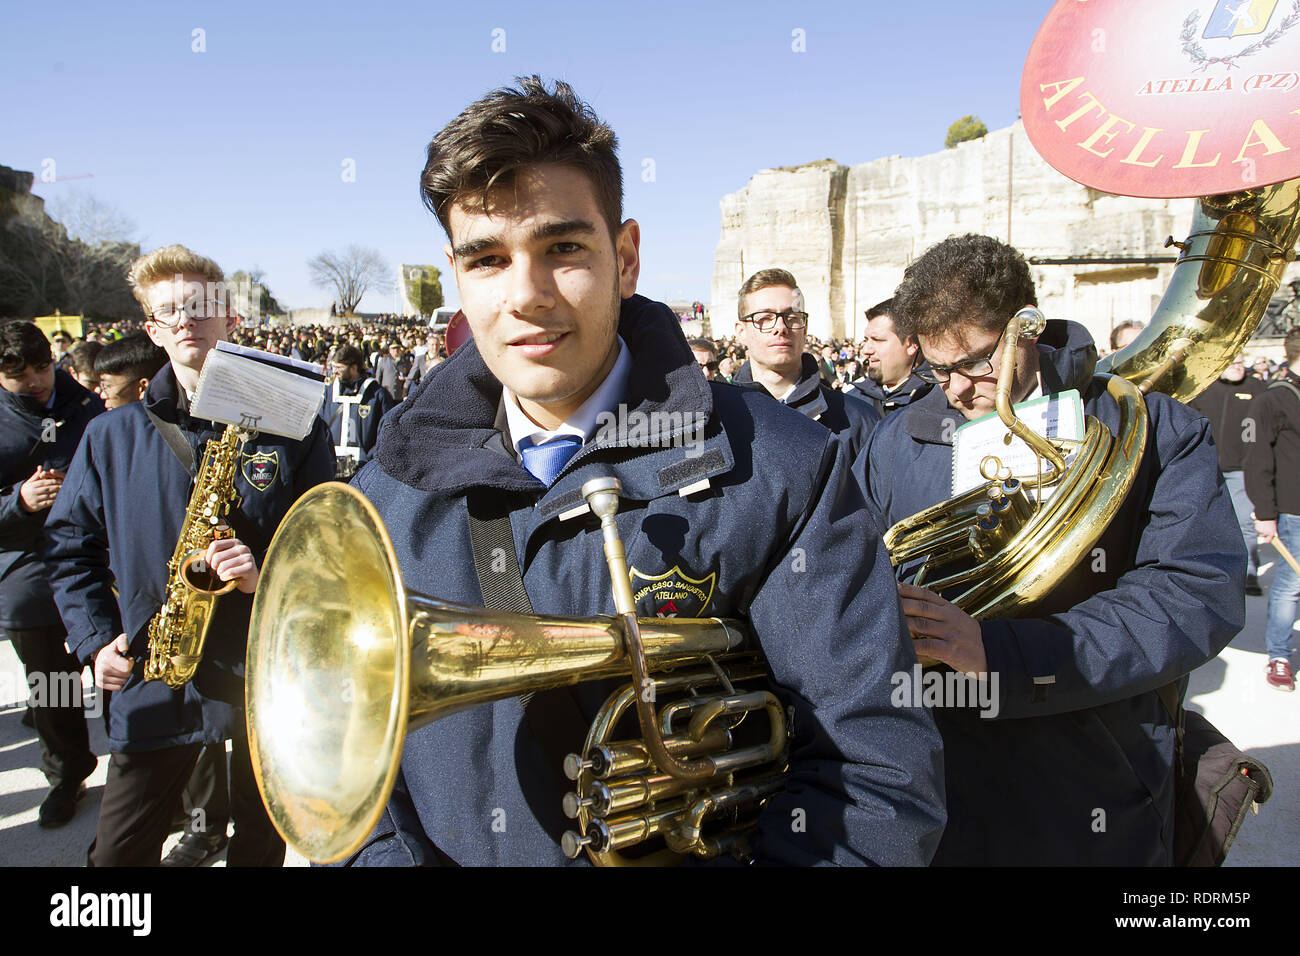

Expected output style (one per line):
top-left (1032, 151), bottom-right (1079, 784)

top-left (191, 344), bottom-right (325, 440)
top-left (950, 390), bottom-right (1085, 497)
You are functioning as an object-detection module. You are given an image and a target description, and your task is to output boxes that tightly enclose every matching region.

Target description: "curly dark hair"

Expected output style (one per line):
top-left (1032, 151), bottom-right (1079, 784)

top-left (420, 75), bottom-right (623, 238)
top-left (892, 235), bottom-right (1037, 341)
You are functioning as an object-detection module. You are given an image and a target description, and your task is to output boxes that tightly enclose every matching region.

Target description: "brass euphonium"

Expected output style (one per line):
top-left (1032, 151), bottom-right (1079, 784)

top-left (246, 479), bottom-right (788, 864)
top-left (884, 178), bottom-right (1300, 618)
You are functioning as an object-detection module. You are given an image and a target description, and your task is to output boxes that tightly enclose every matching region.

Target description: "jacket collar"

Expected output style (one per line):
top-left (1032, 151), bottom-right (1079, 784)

top-left (144, 363), bottom-right (186, 423)
top-left (900, 319), bottom-right (1097, 445)
top-left (1, 368), bottom-right (96, 421)
top-left (733, 353), bottom-right (828, 419)
top-left (372, 295), bottom-right (725, 498)
top-left (851, 369), bottom-right (930, 404)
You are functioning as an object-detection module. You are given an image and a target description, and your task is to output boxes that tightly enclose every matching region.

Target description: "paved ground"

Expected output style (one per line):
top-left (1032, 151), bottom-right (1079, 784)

top-left (0, 558), bottom-right (1294, 867)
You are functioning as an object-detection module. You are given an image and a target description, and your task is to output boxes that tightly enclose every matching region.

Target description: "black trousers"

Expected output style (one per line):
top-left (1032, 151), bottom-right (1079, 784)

top-left (3, 625), bottom-right (96, 787)
top-left (180, 742), bottom-right (230, 837)
top-left (88, 723), bottom-right (284, 867)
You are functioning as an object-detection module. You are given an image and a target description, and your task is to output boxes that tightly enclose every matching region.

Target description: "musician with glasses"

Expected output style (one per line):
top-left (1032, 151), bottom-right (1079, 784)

top-left (731, 269), bottom-right (879, 459)
top-left (43, 245), bottom-right (334, 865)
top-left (856, 234), bottom-right (1243, 865)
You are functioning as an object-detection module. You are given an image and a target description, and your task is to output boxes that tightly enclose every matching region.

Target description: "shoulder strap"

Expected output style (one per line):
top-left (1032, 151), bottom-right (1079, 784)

top-left (144, 407), bottom-right (197, 478)
top-left (464, 489), bottom-right (590, 822)
top-left (466, 490), bottom-right (535, 615)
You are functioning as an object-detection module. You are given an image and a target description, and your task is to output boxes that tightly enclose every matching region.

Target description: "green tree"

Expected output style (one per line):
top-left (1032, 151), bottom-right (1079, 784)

top-left (402, 264), bottom-right (444, 315)
top-left (945, 115), bottom-right (989, 149)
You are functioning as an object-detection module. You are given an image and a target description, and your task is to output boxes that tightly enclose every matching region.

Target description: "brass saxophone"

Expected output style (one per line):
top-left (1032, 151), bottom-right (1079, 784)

top-left (144, 424), bottom-right (251, 688)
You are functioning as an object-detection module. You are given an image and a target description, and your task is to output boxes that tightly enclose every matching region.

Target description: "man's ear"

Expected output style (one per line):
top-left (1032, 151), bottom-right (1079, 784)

top-left (143, 321), bottom-right (165, 349)
top-left (615, 219), bottom-right (641, 298)
top-left (135, 377), bottom-right (149, 400)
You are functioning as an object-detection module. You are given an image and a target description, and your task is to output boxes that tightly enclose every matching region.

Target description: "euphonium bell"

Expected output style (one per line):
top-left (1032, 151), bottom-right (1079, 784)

top-left (246, 481), bottom-right (785, 864)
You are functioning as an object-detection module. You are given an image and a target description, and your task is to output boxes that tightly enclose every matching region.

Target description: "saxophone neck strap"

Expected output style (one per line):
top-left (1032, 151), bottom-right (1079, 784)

top-left (145, 406), bottom-right (198, 478)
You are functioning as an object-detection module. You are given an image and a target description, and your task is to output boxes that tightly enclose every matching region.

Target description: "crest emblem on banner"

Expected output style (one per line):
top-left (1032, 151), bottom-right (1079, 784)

top-left (1202, 0), bottom-right (1281, 39)
top-left (242, 451), bottom-right (279, 492)
top-left (628, 565), bottom-right (717, 618)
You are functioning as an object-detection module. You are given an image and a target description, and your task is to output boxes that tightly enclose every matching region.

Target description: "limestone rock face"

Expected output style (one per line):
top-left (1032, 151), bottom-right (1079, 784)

top-left (712, 122), bottom-right (1299, 348)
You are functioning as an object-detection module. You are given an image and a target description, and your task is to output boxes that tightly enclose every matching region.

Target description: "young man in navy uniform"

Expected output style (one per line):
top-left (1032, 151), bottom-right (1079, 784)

top-left (44, 245), bottom-right (334, 866)
top-left (1, 321), bottom-right (103, 828)
top-left (858, 234), bottom-right (1243, 865)
top-left (341, 77), bottom-right (944, 866)
top-left (322, 343), bottom-right (395, 479)
top-left (731, 269), bottom-right (879, 460)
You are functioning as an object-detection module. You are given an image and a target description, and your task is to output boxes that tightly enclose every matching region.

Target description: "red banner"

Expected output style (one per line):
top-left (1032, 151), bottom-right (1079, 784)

top-left (1021, 0), bottom-right (1300, 197)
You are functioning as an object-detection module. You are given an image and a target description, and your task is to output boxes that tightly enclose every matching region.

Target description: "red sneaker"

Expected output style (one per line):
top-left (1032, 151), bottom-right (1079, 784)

top-left (1266, 659), bottom-right (1295, 692)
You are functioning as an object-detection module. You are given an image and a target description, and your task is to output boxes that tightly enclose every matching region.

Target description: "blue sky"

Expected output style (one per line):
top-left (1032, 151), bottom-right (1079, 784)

top-left (4, 0), bottom-right (1054, 313)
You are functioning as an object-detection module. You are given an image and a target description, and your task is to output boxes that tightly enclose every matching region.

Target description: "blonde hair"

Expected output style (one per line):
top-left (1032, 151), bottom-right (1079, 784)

top-left (128, 245), bottom-right (224, 318)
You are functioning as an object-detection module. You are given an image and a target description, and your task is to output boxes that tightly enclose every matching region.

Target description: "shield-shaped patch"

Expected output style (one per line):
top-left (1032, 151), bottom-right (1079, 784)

top-left (241, 450), bottom-right (279, 492)
top-left (358, 404), bottom-right (372, 419)
top-left (628, 565), bottom-right (717, 618)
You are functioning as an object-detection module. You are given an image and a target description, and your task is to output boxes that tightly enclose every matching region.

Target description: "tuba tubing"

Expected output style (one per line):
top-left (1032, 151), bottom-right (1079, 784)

top-left (246, 481), bottom-right (749, 864)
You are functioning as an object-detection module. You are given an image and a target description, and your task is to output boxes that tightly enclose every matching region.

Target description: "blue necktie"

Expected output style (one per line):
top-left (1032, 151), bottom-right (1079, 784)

top-left (520, 435), bottom-right (582, 486)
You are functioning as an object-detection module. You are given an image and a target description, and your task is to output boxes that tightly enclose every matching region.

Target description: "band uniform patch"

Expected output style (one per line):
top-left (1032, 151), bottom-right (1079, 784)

top-left (358, 404), bottom-right (372, 419)
top-left (629, 565), bottom-right (716, 618)
top-left (241, 450), bottom-right (279, 492)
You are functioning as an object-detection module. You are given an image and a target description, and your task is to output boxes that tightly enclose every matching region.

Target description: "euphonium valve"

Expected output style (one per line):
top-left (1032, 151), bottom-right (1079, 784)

top-left (246, 481), bottom-right (787, 864)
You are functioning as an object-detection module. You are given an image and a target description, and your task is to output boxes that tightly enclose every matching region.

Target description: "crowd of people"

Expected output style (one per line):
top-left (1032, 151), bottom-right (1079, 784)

top-left (1, 76), bottom-right (1293, 870)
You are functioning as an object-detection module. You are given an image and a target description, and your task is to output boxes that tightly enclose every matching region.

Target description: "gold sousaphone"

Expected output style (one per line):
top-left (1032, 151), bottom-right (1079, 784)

top-left (884, 1), bottom-right (1300, 611)
top-left (247, 479), bottom-right (787, 864)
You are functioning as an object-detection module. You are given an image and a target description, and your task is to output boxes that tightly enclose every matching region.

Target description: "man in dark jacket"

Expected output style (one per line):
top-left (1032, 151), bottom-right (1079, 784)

top-left (851, 298), bottom-right (932, 417)
top-left (1189, 354), bottom-right (1266, 593)
top-left (0, 321), bottom-right (103, 827)
top-left (44, 245), bottom-right (334, 865)
top-left (323, 344), bottom-right (395, 478)
top-left (339, 76), bottom-right (944, 866)
top-left (731, 268), bottom-right (879, 461)
top-left (1244, 328), bottom-right (1300, 692)
top-left (858, 234), bottom-right (1243, 865)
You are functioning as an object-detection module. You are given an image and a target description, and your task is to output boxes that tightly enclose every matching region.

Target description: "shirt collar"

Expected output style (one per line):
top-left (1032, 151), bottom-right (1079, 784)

top-left (503, 336), bottom-right (632, 456)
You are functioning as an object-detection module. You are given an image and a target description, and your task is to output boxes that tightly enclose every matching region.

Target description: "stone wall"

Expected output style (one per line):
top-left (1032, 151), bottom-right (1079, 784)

top-left (712, 122), bottom-right (1299, 348)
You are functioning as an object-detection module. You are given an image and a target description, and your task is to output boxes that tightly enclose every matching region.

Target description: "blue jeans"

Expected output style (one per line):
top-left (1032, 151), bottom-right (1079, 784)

top-left (1264, 512), bottom-right (1300, 660)
top-left (1223, 471), bottom-right (1259, 577)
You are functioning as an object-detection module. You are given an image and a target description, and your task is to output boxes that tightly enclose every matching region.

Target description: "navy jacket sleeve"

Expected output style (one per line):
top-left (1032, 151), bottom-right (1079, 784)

top-left (295, 416), bottom-right (337, 503)
top-left (748, 437), bottom-right (945, 866)
top-left (0, 478), bottom-right (42, 534)
top-left (43, 424), bottom-right (121, 664)
top-left (980, 410), bottom-right (1244, 720)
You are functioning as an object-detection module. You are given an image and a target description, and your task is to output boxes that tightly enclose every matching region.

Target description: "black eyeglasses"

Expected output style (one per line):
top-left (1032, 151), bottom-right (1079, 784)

top-left (740, 310), bottom-right (809, 332)
top-left (915, 326), bottom-right (1006, 384)
top-left (149, 300), bottom-right (227, 329)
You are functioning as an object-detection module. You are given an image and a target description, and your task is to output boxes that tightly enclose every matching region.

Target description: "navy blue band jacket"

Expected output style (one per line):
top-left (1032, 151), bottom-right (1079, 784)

top-left (732, 353), bottom-right (880, 461)
top-left (43, 365), bottom-right (334, 753)
top-left (856, 320), bottom-right (1244, 865)
top-left (343, 295), bottom-right (945, 866)
top-left (0, 370), bottom-right (104, 630)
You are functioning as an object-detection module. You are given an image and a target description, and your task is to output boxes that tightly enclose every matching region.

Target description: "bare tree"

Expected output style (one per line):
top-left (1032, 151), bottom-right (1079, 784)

top-left (46, 188), bottom-right (139, 246)
top-left (308, 245), bottom-right (392, 315)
